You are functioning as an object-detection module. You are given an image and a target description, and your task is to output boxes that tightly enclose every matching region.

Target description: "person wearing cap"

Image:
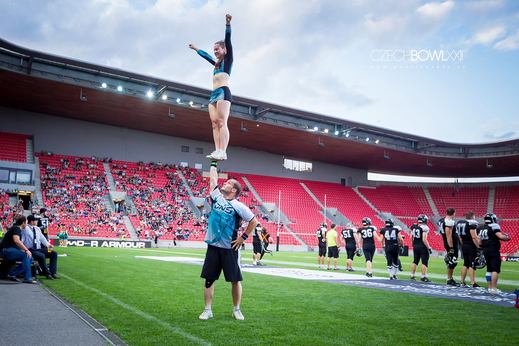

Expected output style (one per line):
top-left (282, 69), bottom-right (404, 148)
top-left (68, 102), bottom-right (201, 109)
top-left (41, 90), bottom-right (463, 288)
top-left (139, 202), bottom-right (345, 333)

top-left (22, 215), bottom-right (59, 279)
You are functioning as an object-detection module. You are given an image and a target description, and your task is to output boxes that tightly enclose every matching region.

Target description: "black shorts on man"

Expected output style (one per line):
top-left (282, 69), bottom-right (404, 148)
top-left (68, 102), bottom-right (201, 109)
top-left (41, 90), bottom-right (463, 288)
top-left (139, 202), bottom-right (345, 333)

top-left (327, 246), bottom-right (339, 258)
top-left (363, 245), bottom-right (375, 262)
top-left (318, 244), bottom-right (327, 257)
top-left (201, 245), bottom-right (242, 282)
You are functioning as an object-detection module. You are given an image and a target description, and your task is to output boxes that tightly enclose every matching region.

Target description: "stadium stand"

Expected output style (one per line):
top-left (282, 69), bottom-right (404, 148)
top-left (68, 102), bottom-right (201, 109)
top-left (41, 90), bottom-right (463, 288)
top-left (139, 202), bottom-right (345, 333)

top-left (38, 154), bottom-right (129, 238)
top-left (428, 186), bottom-right (489, 216)
top-left (0, 132), bottom-right (30, 163)
top-left (110, 161), bottom-right (205, 241)
top-left (493, 186), bottom-right (519, 218)
top-left (358, 185), bottom-right (433, 217)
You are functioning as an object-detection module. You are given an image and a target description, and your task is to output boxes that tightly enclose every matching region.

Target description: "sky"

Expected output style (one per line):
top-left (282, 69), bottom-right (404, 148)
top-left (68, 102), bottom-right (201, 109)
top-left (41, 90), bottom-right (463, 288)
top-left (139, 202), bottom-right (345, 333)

top-left (1, 0), bottom-right (519, 144)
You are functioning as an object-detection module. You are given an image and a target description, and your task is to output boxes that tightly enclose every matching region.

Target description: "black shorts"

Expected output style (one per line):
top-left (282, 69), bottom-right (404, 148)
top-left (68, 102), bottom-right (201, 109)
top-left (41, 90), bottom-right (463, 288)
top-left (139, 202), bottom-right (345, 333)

top-left (209, 86), bottom-right (232, 103)
top-left (201, 245), bottom-right (242, 282)
top-left (385, 245), bottom-right (399, 267)
top-left (328, 246), bottom-right (339, 258)
top-left (483, 249), bottom-right (501, 274)
top-left (345, 246), bottom-right (356, 260)
top-left (462, 244), bottom-right (478, 269)
top-left (253, 241), bottom-right (263, 254)
top-left (318, 245), bottom-right (327, 257)
top-left (413, 245), bottom-right (429, 267)
top-left (363, 245), bottom-right (375, 262)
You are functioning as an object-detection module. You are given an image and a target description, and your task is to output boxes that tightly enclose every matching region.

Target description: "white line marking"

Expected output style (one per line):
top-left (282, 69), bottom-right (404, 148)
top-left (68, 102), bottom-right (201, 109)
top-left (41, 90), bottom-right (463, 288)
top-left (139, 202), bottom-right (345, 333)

top-left (60, 273), bottom-right (211, 346)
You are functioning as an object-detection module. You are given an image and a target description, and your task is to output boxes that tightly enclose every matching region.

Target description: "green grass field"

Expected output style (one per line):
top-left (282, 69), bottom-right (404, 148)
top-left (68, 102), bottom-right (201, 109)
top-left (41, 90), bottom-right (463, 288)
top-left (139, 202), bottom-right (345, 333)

top-left (44, 247), bottom-right (519, 346)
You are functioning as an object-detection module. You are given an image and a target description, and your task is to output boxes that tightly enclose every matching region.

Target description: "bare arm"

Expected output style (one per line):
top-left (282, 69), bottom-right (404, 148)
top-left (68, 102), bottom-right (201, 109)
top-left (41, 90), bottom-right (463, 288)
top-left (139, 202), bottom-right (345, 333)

top-left (470, 229), bottom-right (481, 247)
top-left (422, 232), bottom-right (431, 250)
top-left (398, 233), bottom-right (404, 247)
top-left (496, 231), bottom-right (511, 241)
top-left (209, 166), bottom-right (218, 192)
top-left (445, 226), bottom-right (453, 248)
top-left (231, 217), bottom-right (259, 250)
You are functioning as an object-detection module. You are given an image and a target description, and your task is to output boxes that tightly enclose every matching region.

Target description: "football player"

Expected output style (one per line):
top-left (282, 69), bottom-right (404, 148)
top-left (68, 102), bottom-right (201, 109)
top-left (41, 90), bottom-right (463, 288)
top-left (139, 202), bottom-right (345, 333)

top-left (379, 219), bottom-right (404, 280)
top-left (341, 224), bottom-right (359, 272)
top-left (409, 214), bottom-right (433, 282)
top-left (438, 208), bottom-right (459, 286)
top-left (358, 217), bottom-right (381, 277)
top-left (316, 222), bottom-right (327, 269)
top-left (478, 213), bottom-right (511, 294)
top-left (456, 211), bottom-right (481, 288)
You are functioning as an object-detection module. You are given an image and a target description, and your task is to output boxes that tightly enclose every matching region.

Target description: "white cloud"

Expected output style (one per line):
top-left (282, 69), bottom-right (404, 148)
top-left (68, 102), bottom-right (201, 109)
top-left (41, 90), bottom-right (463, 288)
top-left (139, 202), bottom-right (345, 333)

top-left (470, 25), bottom-right (506, 45)
top-left (494, 29), bottom-right (519, 50)
top-left (416, 0), bottom-right (455, 20)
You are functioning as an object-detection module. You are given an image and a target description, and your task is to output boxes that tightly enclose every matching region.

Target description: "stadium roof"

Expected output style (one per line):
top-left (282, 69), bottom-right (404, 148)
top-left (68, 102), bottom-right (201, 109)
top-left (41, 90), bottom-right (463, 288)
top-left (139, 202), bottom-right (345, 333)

top-left (1, 37), bottom-right (519, 177)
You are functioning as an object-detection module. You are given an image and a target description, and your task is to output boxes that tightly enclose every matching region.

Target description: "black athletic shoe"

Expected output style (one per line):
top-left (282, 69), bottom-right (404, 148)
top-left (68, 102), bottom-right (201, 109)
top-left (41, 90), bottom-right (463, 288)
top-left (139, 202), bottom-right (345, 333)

top-left (389, 276), bottom-right (395, 280)
top-left (392, 275), bottom-right (398, 280)
top-left (366, 273), bottom-right (373, 278)
top-left (410, 276), bottom-right (416, 281)
top-left (447, 279), bottom-right (460, 287)
top-left (398, 265), bottom-right (403, 272)
top-left (347, 268), bottom-right (355, 272)
top-left (471, 283), bottom-right (481, 288)
top-left (420, 277), bottom-right (431, 283)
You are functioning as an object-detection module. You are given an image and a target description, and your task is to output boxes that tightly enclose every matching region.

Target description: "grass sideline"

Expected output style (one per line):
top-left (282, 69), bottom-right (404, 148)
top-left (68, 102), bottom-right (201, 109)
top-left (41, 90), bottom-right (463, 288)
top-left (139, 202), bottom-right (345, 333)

top-left (44, 247), bottom-right (519, 345)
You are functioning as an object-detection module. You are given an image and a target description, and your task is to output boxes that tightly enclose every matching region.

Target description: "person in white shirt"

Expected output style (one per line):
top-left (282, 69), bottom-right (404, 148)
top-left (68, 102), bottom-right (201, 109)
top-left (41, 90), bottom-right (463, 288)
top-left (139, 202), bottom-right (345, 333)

top-left (22, 215), bottom-right (59, 280)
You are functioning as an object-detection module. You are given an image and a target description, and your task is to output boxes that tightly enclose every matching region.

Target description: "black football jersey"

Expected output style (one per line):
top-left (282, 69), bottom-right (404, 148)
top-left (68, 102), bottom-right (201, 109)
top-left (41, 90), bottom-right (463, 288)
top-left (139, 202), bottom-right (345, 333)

top-left (341, 228), bottom-right (357, 247)
top-left (316, 227), bottom-right (327, 246)
top-left (253, 225), bottom-right (262, 242)
top-left (455, 219), bottom-right (479, 245)
top-left (478, 223), bottom-right (502, 252)
top-left (438, 217), bottom-right (458, 243)
top-left (410, 223), bottom-right (430, 247)
top-left (380, 226), bottom-right (401, 247)
top-left (359, 225), bottom-right (377, 246)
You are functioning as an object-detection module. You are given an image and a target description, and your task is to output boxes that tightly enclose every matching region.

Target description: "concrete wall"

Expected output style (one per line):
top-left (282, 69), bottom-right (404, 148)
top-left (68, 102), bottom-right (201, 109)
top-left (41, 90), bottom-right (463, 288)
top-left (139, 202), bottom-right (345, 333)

top-left (0, 106), bottom-right (368, 185)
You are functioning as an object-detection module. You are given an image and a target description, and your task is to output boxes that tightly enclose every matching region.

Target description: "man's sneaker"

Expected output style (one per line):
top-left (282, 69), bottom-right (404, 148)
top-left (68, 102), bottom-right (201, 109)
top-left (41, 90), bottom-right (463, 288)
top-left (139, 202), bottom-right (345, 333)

top-left (199, 309), bottom-right (213, 320)
top-left (347, 268), bottom-right (355, 272)
top-left (389, 276), bottom-right (395, 280)
top-left (232, 309), bottom-right (245, 321)
top-left (471, 283), bottom-right (481, 288)
top-left (488, 288), bottom-right (502, 294)
top-left (460, 282), bottom-right (468, 288)
top-left (398, 265), bottom-right (403, 272)
top-left (420, 277), bottom-right (431, 283)
top-left (366, 273), bottom-right (373, 278)
top-left (446, 279), bottom-right (459, 287)
top-left (392, 275), bottom-right (398, 280)
top-left (410, 276), bottom-right (416, 281)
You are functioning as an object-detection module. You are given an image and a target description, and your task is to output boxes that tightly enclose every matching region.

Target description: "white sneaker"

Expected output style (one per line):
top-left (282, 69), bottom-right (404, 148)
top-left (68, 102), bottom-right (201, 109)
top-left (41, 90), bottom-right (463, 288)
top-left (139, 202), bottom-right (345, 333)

top-left (488, 288), bottom-right (502, 294)
top-left (206, 151), bottom-right (219, 160)
top-left (219, 151), bottom-right (227, 160)
top-left (232, 309), bottom-right (245, 320)
top-left (199, 309), bottom-right (213, 320)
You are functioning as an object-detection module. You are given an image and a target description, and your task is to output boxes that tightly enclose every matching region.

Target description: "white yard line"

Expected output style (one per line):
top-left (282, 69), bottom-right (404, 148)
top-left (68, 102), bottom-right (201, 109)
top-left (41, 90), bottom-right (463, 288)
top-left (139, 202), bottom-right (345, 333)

top-left (60, 273), bottom-right (211, 346)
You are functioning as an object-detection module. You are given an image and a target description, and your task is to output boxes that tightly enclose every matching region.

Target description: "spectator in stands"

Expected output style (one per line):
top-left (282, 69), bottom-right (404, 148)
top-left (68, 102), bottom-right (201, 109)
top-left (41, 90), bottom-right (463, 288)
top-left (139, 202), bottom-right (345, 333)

top-left (22, 215), bottom-right (59, 279)
top-left (0, 215), bottom-right (36, 284)
top-left (199, 160), bottom-right (258, 321)
top-left (478, 213), bottom-right (511, 294)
